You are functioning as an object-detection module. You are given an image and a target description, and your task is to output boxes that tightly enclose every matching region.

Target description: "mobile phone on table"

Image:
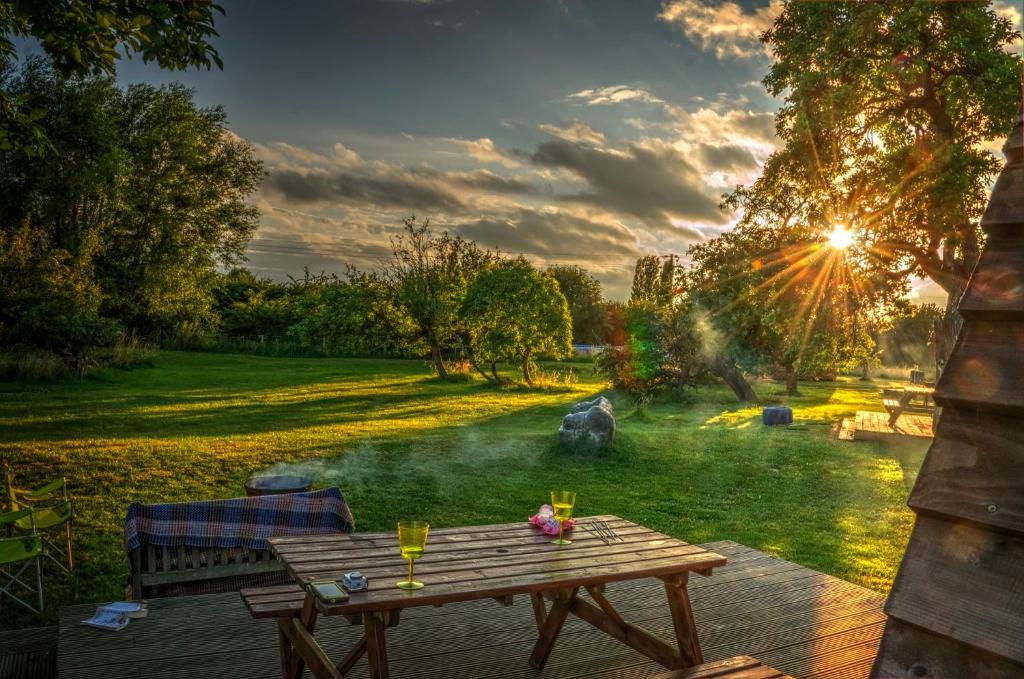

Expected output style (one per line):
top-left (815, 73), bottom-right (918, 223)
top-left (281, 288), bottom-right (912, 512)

top-left (308, 579), bottom-right (349, 604)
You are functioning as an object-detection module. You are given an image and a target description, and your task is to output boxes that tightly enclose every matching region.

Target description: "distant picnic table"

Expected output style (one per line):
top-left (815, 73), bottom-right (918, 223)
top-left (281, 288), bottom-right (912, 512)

top-left (883, 386), bottom-right (935, 427)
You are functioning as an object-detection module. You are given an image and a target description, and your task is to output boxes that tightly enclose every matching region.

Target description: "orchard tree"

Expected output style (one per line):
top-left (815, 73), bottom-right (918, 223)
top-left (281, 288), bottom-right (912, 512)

top-left (462, 257), bottom-right (571, 385)
top-left (688, 221), bottom-right (898, 395)
top-left (1, 0), bottom-right (224, 153)
top-left (546, 265), bottom-right (607, 344)
top-left (751, 1), bottom-right (1019, 376)
top-left (385, 217), bottom-right (500, 379)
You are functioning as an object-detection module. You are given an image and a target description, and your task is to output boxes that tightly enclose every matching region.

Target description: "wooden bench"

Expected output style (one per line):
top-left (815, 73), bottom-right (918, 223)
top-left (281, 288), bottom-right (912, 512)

top-left (652, 655), bottom-right (793, 678)
top-left (129, 542), bottom-right (290, 599)
top-left (241, 583), bottom-right (305, 619)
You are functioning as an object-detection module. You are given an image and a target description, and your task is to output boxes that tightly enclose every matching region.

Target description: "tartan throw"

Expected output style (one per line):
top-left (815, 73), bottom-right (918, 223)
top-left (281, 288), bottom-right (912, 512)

top-left (124, 486), bottom-right (354, 552)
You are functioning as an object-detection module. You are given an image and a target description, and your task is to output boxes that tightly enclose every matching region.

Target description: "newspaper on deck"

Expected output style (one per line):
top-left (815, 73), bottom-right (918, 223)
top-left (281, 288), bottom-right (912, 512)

top-left (81, 601), bottom-right (148, 631)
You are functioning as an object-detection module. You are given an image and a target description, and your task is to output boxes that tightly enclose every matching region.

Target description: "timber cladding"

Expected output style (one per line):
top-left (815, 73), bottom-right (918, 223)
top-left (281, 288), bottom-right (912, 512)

top-left (871, 121), bottom-right (1024, 678)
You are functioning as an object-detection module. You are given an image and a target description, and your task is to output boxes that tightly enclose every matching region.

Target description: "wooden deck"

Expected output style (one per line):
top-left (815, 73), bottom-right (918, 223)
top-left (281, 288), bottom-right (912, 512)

top-left (55, 541), bottom-right (885, 679)
top-left (838, 410), bottom-right (933, 443)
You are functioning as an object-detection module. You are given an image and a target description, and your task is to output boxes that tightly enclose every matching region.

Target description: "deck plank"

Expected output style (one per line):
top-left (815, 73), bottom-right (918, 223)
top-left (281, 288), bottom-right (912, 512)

top-left (57, 541), bottom-right (884, 679)
top-left (850, 410), bottom-right (933, 442)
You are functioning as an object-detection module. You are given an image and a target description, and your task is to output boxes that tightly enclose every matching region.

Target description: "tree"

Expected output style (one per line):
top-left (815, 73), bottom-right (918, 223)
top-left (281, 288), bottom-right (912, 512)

top-left (688, 221), bottom-right (896, 395)
top-left (0, 221), bottom-right (119, 364)
top-left (629, 255), bottom-right (679, 308)
top-left (290, 269), bottom-right (422, 358)
top-left (1, 0), bottom-right (224, 154)
top-left (878, 302), bottom-right (943, 371)
top-left (0, 59), bottom-right (264, 342)
top-left (753, 2), bottom-right (1019, 377)
top-left (546, 265), bottom-right (607, 344)
top-left (385, 217), bottom-right (500, 379)
top-left (462, 258), bottom-right (572, 385)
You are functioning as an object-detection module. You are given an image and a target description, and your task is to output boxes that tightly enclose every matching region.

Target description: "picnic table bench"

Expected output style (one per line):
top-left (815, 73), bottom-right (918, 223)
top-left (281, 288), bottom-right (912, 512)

top-left (882, 386), bottom-right (934, 427)
top-left (242, 515), bottom-right (733, 678)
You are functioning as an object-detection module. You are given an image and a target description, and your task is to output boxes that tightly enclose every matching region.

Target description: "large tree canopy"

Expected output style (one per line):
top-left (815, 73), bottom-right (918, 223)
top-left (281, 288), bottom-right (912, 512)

top-left (747, 1), bottom-right (1019, 372)
top-left (0, 59), bottom-right (263, 345)
top-left (1, 0), bottom-right (224, 153)
top-left (688, 221), bottom-right (899, 394)
top-left (463, 257), bottom-right (572, 385)
top-left (546, 264), bottom-right (607, 344)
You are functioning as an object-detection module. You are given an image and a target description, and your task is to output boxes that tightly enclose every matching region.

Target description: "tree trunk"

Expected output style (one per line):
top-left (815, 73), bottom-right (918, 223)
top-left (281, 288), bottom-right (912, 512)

top-left (934, 286), bottom-right (965, 382)
top-left (784, 363), bottom-right (800, 396)
top-left (522, 351), bottom-right (533, 386)
top-left (430, 342), bottom-right (448, 380)
top-left (490, 362), bottom-right (500, 383)
top-left (861, 360), bottom-right (873, 381)
top-left (710, 356), bottom-right (757, 402)
top-left (464, 344), bottom-right (497, 383)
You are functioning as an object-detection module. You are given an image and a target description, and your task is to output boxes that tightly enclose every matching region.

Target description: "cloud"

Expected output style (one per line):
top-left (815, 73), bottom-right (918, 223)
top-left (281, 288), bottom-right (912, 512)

top-left (264, 168), bottom-right (466, 211)
top-left (671, 107), bottom-right (777, 147)
top-left (698, 143), bottom-right (759, 173)
top-left (537, 120), bottom-right (606, 145)
top-left (258, 141), bottom-right (539, 213)
top-left (569, 84), bottom-right (664, 106)
top-left (445, 137), bottom-right (521, 167)
top-left (657, 0), bottom-right (782, 60)
top-left (522, 138), bottom-right (725, 235)
top-left (455, 208), bottom-right (640, 261)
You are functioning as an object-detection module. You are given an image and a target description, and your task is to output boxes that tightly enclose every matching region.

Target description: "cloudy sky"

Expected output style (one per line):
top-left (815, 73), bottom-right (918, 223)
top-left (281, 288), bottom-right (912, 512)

top-left (112, 0), bottom-right (957, 302)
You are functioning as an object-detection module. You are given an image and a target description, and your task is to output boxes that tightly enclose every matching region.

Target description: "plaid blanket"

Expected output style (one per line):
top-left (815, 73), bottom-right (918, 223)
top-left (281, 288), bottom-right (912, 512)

top-left (124, 486), bottom-right (355, 552)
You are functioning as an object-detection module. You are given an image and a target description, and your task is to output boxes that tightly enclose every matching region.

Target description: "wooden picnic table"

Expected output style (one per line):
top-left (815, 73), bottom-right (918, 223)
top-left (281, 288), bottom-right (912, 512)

top-left (260, 515), bottom-right (727, 679)
top-left (883, 386), bottom-right (935, 427)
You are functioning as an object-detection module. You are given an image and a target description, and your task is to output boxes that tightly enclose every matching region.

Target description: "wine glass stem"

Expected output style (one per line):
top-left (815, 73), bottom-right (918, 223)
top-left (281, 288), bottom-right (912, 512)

top-left (559, 520), bottom-right (564, 543)
top-left (408, 557), bottom-right (414, 584)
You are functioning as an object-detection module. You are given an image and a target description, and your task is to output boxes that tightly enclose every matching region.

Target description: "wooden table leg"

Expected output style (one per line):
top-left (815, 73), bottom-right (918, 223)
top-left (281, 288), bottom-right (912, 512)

top-left (337, 635), bottom-right (368, 676)
top-left (530, 591), bottom-right (547, 630)
top-left (528, 587), bottom-right (578, 669)
top-left (364, 611), bottom-right (391, 679)
top-left (663, 573), bottom-right (703, 667)
top-left (277, 618), bottom-right (293, 679)
top-left (285, 593), bottom-right (320, 679)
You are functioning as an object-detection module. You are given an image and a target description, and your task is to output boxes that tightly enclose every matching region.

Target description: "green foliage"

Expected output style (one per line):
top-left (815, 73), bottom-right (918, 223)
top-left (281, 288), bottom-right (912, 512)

top-left (546, 265), bottom-right (608, 344)
top-left (750, 2), bottom-right (1020, 366)
top-left (628, 255), bottom-right (680, 308)
top-left (0, 222), bottom-right (119, 361)
top-left (385, 217), bottom-right (501, 379)
top-left (462, 257), bottom-right (572, 385)
top-left (291, 270), bottom-right (422, 357)
top-left (1, 0), bottom-right (224, 154)
top-left (687, 222), bottom-right (893, 394)
top-left (878, 303), bottom-right (942, 370)
top-left (0, 58), bottom-right (263, 355)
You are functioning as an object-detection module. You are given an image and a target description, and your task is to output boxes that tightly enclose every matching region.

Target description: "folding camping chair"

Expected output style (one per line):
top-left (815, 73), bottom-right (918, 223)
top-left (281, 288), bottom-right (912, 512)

top-left (0, 508), bottom-right (44, 613)
top-left (2, 462), bottom-right (75, 572)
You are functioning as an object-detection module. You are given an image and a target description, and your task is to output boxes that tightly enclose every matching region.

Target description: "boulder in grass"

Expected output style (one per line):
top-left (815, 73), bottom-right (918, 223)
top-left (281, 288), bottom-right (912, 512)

top-left (559, 397), bottom-right (615, 451)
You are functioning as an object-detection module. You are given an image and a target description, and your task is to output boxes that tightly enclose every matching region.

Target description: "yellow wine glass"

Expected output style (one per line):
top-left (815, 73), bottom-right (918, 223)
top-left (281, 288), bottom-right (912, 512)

top-left (550, 490), bottom-right (576, 545)
top-left (396, 520), bottom-right (429, 590)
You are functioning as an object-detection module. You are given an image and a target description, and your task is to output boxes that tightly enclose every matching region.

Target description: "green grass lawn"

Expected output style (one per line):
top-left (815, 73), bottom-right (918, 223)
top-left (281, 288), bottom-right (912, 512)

top-left (0, 351), bottom-right (928, 627)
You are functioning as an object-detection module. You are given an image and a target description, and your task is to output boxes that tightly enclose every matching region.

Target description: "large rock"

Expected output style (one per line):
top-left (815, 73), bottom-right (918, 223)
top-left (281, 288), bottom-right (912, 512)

top-left (558, 397), bottom-right (615, 451)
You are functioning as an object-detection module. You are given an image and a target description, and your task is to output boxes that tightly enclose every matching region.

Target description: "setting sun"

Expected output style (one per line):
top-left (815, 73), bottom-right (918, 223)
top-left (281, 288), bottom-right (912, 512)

top-left (828, 225), bottom-right (854, 250)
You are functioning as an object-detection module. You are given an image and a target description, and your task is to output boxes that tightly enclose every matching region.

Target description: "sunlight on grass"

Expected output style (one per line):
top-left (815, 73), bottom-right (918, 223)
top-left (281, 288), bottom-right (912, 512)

top-left (0, 351), bottom-right (924, 628)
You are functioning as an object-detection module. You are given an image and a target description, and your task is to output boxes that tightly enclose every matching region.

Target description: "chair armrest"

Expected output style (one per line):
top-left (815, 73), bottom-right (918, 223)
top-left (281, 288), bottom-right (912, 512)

top-left (14, 477), bottom-right (66, 501)
top-left (0, 507), bottom-right (35, 529)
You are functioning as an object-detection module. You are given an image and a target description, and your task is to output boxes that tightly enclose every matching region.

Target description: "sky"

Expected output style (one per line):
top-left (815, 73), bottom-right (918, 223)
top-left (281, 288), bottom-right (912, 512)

top-left (106, 0), bottom-right (967, 303)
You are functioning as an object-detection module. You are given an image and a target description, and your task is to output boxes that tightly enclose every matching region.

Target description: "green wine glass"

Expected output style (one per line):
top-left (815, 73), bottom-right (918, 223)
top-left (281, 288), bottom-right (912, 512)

top-left (550, 490), bottom-right (576, 545)
top-left (396, 520), bottom-right (429, 590)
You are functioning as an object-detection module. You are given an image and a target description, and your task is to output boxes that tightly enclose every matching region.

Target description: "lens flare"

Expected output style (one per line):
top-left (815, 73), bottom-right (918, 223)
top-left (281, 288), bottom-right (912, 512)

top-left (828, 225), bottom-right (854, 249)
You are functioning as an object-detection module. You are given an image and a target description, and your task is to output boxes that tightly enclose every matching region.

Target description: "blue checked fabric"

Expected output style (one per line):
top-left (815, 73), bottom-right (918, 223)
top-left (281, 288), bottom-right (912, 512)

top-left (124, 486), bottom-right (354, 552)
